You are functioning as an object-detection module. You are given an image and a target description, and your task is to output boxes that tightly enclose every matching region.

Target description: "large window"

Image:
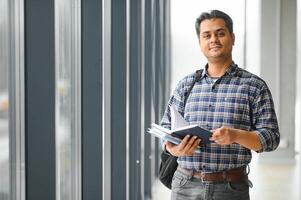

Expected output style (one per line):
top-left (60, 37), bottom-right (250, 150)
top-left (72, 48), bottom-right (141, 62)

top-left (1, 0), bottom-right (26, 199)
top-left (55, 0), bottom-right (81, 200)
top-left (0, 0), bottom-right (10, 199)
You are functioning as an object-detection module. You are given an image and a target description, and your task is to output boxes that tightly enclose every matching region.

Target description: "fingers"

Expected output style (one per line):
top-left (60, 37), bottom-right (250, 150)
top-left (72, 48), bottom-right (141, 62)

top-left (210, 127), bottom-right (233, 144)
top-left (210, 131), bottom-right (225, 144)
top-left (185, 137), bottom-right (201, 155)
top-left (210, 134), bottom-right (221, 143)
top-left (165, 135), bottom-right (201, 156)
top-left (180, 135), bottom-right (201, 156)
top-left (211, 137), bottom-right (224, 144)
top-left (165, 141), bottom-right (175, 151)
top-left (178, 135), bottom-right (192, 150)
top-left (182, 136), bottom-right (197, 151)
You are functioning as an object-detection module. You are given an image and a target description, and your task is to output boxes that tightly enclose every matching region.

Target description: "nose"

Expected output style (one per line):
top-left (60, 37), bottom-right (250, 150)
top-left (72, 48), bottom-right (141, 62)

top-left (210, 34), bottom-right (219, 43)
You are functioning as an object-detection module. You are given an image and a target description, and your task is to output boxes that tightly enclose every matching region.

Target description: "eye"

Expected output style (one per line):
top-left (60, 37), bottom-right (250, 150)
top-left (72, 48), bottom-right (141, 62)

top-left (217, 31), bottom-right (225, 37)
top-left (202, 34), bottom-right (210, 39)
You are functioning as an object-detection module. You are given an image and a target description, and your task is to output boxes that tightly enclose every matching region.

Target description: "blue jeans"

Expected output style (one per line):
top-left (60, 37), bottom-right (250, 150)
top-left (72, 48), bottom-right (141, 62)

top-left (171, 169), bottom-right (251, 200)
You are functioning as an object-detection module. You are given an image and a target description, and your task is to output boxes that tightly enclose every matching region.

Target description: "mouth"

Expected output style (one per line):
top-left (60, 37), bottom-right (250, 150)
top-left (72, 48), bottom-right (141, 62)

top-left (209, 46), bottom-right (222, 50)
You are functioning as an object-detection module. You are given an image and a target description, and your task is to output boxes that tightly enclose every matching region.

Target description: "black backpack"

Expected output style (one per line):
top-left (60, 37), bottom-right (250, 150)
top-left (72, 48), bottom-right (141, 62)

top-left (159, 69), bottom-right (203, 189)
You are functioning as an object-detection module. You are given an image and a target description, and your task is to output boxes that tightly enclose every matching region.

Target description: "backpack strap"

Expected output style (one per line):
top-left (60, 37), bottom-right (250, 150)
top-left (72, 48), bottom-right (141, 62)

top-left (183, 69), bottom-right (203, 106)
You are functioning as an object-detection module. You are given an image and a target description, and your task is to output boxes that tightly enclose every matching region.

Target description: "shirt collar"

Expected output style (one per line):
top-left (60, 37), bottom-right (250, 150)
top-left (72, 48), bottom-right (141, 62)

top-left (203, 62), bottom-right (238, 78)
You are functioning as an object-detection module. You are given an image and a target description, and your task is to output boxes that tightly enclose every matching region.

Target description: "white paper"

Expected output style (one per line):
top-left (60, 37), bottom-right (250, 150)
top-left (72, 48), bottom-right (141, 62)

top-left (169, 104), bottom-right (189, 129)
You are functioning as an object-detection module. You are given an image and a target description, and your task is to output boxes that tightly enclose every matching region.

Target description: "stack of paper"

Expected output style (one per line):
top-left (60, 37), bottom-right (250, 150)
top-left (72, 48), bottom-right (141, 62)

top-left (147, 123), bottom-right (182, 145)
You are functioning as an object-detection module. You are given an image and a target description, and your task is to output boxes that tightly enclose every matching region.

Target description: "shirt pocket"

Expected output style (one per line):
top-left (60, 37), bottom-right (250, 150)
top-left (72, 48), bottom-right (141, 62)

top-left (218, 94), bottom-right (249, 127)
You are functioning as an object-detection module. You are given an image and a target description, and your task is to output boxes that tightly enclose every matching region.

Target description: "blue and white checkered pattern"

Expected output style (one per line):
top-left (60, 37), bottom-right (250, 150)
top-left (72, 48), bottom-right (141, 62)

top-left (160, 63), bottom-right (280, 172)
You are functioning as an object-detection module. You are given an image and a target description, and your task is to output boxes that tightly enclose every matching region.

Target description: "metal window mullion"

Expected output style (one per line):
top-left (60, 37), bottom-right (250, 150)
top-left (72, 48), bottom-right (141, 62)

top-left (81, 0), bottom-right (103, 199)
top-left (126, 0), bottom-right (130, 198)
top-left (154, 0), bottom-right (161, 176)
top-left (54, 1), bottom-right (61, 199)
top-left (128, 0), bottom-right (143, 199)
top-left (72, 0), bottom-right (82, 200)
top-left (25, 0), bottom-right (56, 199)
top-left (140, 0), bottom-right (146, 198)
top-left (163, 0), bottom-right (171, 103)
top-left (110, 0), bottom-right (127, 198)
top-left (150, 0), bottom-right (157, 183)
top-left (143, 0), bottom-right (153, 197)
top-left (102, 0), bottom-right (111, 199)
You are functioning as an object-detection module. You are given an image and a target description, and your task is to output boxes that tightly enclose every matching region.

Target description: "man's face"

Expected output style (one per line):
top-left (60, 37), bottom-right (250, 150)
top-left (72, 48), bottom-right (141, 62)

top-left (199, 18), bottom-right (235, 62)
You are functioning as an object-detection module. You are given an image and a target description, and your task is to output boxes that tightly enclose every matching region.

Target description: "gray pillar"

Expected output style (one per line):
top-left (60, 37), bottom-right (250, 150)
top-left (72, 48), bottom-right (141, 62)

top-left (25, 0), bottom-right (56, 199)
top-left (82, 0), bottom-right (103, 199)
top-left (128, 0), bottom-right (143, 199)
top-left (110, 0), bottom-right (127, 199)
top-left (260, 0), bottom-right (296, 162)
top-left (103, 1), bottom-right (171, 199)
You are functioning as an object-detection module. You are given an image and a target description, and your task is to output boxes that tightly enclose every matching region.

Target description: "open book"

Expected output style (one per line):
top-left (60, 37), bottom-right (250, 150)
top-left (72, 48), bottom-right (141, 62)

top-left (147, 124), bottom-right (202, 153)
top-left (147, 105), bottom-right (213, 151)
top-left (149, 123), bottom-right (213, 145)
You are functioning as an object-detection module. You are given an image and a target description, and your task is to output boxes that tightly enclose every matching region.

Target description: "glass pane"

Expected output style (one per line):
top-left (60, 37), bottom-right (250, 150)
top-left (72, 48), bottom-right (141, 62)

top-left (0, 0), bottom-right (10, 199)
top-left (55, 0), bottom-right (81, 200)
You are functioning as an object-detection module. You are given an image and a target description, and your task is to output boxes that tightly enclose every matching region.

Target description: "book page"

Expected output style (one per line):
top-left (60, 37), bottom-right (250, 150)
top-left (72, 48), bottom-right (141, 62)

top-left (151, 123), bottom-right (172, 134)
top-left (169, 104), bottom-right (189, 129)
top-left (172, 124), bottom-right (199, 132)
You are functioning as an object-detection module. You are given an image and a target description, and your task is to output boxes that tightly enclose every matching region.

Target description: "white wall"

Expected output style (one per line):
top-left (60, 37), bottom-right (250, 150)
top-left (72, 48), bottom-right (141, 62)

top-left (296, 0), bottom-right (301, 154)
top-left (294, 3), bottom-right (301, 193)
top-left (245, 0), bottom-right (261, 76)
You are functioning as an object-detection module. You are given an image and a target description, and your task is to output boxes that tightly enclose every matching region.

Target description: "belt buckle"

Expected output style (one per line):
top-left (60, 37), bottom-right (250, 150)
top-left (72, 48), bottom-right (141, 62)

top-left (200, 176), bottom-right (207, 183)
top-left (200, 172), bottom-right (212, 183)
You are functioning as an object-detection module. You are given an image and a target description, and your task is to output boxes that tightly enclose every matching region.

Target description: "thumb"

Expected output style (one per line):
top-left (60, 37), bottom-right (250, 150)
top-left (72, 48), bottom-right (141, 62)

top-left (165, 141), bottom-right (175, 151)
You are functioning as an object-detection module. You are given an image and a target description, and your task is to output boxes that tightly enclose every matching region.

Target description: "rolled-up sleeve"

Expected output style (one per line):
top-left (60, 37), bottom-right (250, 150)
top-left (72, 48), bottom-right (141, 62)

top-left (160, 83), bottom-right (185, 130)
top-left (252, 84), bottom-right (280, 152)
top-left (159, 83), bottom-right (183, 149)
top-left (159, 75), bottom-right (194, 149)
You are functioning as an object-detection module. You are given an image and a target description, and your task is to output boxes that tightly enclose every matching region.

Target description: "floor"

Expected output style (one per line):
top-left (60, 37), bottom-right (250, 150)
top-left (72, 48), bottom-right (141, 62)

top-left (152, 154), bottom-right (300, 200)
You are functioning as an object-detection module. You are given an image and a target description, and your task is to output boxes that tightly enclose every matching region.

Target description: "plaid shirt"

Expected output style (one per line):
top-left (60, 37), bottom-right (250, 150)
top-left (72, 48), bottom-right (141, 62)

top-left (160, 63), bottom-right (280, 172)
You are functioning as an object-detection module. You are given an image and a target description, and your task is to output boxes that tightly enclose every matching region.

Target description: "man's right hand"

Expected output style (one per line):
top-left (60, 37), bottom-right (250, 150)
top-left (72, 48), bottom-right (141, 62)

top-left (165, 135), bottom-right (201, 156)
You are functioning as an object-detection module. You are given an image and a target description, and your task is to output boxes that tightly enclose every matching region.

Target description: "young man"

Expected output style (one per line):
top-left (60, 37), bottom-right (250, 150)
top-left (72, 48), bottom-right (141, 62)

top-left (160, 10), bottom-right (280, 200)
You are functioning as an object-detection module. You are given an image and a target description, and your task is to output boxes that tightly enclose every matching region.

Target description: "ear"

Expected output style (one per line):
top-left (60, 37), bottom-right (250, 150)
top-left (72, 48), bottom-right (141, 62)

top-left (231, 33), bottom-right (235, 45)
top-left (199, 39), bottom-right (204, 53)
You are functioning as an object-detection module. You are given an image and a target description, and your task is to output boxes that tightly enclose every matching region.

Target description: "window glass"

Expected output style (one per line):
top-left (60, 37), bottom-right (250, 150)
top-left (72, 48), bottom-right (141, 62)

top-left (0, 0), bottom-right (10, 199)
top-left (55, 0), bottom-right (81, 199)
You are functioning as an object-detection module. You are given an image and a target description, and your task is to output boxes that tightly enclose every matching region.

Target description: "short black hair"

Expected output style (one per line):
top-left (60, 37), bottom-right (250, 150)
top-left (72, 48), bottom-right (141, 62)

top-left (195, 10), bottom-right (233, 39)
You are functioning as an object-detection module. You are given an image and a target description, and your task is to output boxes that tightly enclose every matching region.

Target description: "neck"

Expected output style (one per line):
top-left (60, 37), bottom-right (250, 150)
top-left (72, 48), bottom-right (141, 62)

top-left (207, 58), bottom-right (233, 77)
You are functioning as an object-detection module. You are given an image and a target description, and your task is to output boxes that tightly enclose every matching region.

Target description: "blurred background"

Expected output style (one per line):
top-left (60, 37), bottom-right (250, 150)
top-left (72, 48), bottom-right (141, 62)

top-left (0, 0), bottom-right (300, 200)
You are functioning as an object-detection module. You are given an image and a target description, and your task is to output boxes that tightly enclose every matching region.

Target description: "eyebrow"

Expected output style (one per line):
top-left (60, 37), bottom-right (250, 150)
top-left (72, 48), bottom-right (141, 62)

top-left (201, 28), bottom-right (227, 35)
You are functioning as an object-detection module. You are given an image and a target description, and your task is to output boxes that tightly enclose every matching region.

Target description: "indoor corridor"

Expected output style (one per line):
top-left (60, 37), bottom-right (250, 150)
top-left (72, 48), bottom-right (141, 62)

top-left (1, 0), bottom-right (301, 199)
